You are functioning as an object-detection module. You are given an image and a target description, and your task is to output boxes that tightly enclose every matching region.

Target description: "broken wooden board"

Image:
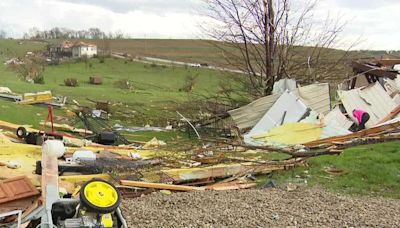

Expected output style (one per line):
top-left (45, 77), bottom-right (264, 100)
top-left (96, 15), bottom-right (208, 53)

top-left (206, 181), bottom-right (257, 191)
top-left (143, 162), bottom-right (297, 183)
top-left (120, 180), bottom-right (204, 191)
top-left (0, 120), bottom-right (37, 133)
top-left (40, 122), bottom-right (93, 135)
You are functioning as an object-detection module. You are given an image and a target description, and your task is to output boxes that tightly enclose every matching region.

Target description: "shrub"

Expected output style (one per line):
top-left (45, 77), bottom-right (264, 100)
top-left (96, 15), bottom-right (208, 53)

top-left (99, 56), bottom-right (105, 64)
top-left (12, 56), bottom-right (46, 84)
top-left (179, 72), bottom-right (199, 92)
top-left (33, 74), bottom-right (45, 84)
top-left (64, 78), bottom-right (78, 87)
top-left (114, 79), bottom-right (133, 90)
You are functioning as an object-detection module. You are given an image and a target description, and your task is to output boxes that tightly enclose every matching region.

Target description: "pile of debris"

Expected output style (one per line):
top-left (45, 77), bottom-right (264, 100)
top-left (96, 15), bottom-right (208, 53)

top-left (1, 58), bottom-right (400, 227)
top-left (227, 62), bottom-right (400, 153)
top-left (0, 88), bottom-right (66, 107)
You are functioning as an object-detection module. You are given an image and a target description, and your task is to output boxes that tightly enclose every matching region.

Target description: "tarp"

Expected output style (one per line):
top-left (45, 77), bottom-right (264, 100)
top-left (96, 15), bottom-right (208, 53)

top-left (338, 82), bottom-right (397, 128)
top-left (229, 83), bottom-right (331, 130)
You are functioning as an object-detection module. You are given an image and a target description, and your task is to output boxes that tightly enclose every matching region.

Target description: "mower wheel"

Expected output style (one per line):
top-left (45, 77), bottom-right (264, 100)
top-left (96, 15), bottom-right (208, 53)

top-left (80, 179), bottom-right (121, 213)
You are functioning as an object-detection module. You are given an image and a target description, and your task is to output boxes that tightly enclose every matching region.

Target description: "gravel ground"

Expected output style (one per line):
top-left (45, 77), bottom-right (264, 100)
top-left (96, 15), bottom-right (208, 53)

top-left (121, 187), bottom-right (400, 227)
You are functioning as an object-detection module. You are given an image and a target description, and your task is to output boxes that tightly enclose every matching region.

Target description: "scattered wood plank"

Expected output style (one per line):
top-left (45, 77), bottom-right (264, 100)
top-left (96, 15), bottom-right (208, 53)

top-left (120, 180), bottom-right (205, 191)
top-left (40, 122), bottom-right (93, 135)
top-left (206, 181), bottom-right (257, 191)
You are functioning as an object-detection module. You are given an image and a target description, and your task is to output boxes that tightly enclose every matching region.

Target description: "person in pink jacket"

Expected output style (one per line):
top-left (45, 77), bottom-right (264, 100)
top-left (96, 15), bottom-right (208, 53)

top-left (352, 109), bottom-right (370, 130)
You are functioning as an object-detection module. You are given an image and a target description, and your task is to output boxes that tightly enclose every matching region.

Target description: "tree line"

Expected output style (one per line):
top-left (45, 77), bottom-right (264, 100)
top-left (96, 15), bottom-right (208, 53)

top-left (22, 27), bottom-right (126, 40)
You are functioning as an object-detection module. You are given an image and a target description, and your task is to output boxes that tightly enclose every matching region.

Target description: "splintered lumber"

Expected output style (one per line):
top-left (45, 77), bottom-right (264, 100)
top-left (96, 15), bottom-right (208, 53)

top-left (40, 122), bottom-right (93, 135)
top-left (0, 120), bottom-right (38, 133)
top-left (143, 161), bottom-right (301, 183)
top-left (203, 138), bottom-right (340, 158)
top-left (304, 121), bottom-right (400, 147)
top-left (206, 181), bottom-right (257, 191)
top-left (120, 180), bottom-right (204, 191)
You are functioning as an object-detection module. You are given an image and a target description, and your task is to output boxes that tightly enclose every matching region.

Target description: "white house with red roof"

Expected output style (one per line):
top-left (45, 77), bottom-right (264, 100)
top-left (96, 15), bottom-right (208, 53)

top-left (72, 41), bottom-right (97, 58)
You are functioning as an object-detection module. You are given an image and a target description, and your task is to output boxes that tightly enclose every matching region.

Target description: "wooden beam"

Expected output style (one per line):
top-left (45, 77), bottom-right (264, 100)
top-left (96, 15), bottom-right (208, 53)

top-left (206, 181), bottom-right (257, 191)
top-left (351, 61), bottom-right (397, 79)
top-left (120, 180), bottom-right (205, 192)
top-left (40, 122), bottom-right (93, 135)
top-left (376, 59), bottom-right (400, 66)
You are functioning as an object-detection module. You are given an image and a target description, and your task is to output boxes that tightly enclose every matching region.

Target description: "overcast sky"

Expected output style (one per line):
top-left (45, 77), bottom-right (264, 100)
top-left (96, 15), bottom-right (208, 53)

top-left (0, 0), bottom-right (399, 50)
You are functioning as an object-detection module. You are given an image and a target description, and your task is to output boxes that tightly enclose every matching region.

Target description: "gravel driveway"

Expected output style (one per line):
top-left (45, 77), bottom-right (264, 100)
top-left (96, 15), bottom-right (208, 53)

top-left (121, 187), bottom-right (400, 227)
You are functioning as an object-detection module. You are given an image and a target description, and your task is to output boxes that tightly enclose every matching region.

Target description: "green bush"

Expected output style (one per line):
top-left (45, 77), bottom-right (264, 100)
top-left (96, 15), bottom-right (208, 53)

top-left (33, 74), bottom-right (45, 84)
top-left (64, 78), bottom-right (78, 87)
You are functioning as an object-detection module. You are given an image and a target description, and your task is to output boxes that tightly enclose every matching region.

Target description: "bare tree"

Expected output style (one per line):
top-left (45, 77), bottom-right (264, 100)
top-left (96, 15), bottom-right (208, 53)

top-left (203, 0), bottom-right (351, 97)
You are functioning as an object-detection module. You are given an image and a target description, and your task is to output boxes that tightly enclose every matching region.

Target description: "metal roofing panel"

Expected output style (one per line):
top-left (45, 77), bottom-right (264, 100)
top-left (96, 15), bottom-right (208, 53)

top-left (247, 91), bottom-right (309, 136)
top-left (228, 94), bottom-right (280, 130)
top-left (324, 107), bottom-right (354, 130)
top-left (295, 83), bottom-right (331, 114)
top-left (229, 83), bottom-right (330, 130)
top-left (338, 83), bottom-right (396, 128)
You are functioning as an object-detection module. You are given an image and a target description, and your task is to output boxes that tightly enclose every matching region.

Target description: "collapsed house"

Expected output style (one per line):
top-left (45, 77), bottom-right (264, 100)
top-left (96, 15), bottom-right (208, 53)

top-left (228, 60), bottom-right (400, 147)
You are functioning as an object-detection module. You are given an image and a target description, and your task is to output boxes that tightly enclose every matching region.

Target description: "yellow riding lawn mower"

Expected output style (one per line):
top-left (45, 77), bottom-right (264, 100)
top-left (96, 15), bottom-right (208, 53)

top-left (19, 140), bottom-right (128, 228)
top-left (52, 179), bottom-right (126, 228)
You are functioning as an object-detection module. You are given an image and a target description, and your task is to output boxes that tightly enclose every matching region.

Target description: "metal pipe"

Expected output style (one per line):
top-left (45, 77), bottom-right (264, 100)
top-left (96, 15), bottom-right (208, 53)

top-left (116, 208), bottom-right (128, 228)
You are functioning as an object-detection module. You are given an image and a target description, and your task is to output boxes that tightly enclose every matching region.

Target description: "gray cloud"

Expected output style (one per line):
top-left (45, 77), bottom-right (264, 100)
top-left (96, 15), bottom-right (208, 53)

top-left (331, 0), bottom-right (400, 10)
top-left (57, 0), bottom-right (204, 14)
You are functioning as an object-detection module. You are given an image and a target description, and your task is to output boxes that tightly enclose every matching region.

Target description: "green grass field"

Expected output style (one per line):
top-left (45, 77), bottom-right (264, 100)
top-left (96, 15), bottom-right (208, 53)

top-left (0, 39), bottom-right (237, 128)
top-left (269, 142), bottom-right (400, 199)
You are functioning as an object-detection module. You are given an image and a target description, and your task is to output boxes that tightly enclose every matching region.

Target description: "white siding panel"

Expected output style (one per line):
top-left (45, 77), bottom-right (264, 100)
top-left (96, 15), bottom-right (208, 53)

top-left (338, 83), bottom-right (396, 128)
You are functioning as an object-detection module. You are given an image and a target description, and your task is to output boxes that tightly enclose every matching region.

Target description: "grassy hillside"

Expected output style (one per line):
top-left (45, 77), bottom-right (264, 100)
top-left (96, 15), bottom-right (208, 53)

top-left (0, 39), bottom-right (235, 128)
top-left (271, 141), bottom-right (400, 199)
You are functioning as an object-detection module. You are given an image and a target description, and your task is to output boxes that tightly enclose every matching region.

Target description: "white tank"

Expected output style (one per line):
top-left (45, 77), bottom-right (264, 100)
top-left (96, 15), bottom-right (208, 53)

top-left (42, 140), bottom-right (65, 158)
top-left (73, 150), bottom-right (96, 161)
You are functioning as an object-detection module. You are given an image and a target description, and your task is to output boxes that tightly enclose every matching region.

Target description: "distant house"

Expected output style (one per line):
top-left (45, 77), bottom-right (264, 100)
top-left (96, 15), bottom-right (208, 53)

top-left (49, 40), bottom-right (74, 60)
top-left (72, 42), bottom-right (97, 58)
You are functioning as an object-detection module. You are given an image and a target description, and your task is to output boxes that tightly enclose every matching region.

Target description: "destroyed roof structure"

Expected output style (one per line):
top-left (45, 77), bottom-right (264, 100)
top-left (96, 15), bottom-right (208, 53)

top-left (340, 60), bottom-right (400, 90)
top-left (228, 75), bottom-right (400, 148)
top-left (229, 82), bottom-right (331, 131)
